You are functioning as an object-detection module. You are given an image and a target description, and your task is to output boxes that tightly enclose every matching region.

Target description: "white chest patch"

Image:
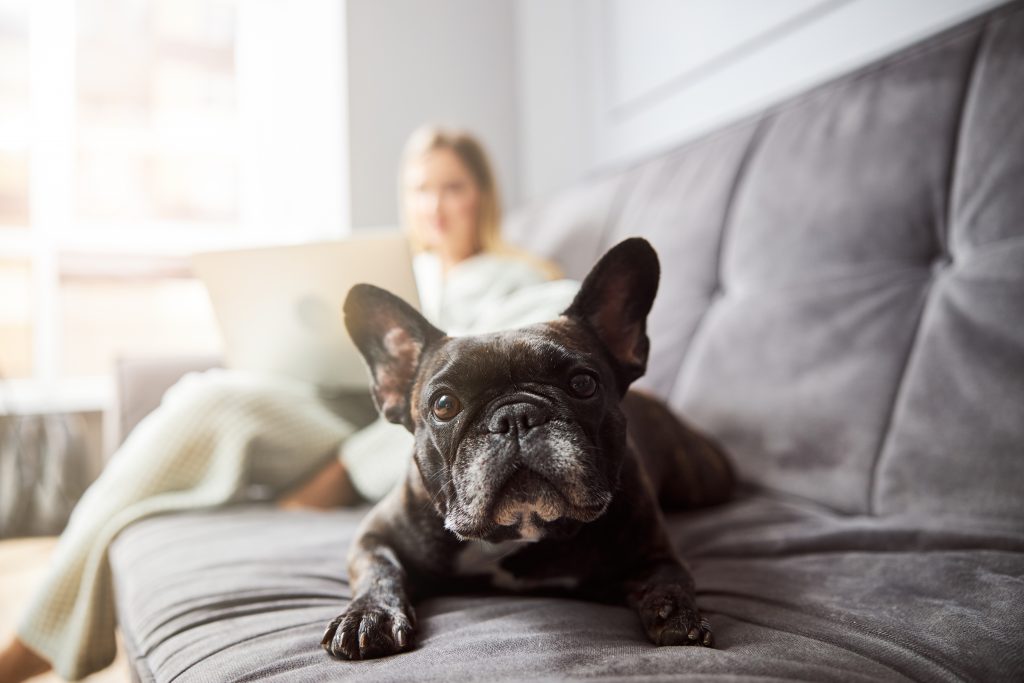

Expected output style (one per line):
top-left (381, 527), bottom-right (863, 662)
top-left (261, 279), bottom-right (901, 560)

top-left (453, 539), bottom-right (580, 592)
top-left (454, 539), bottom-right (531, 577)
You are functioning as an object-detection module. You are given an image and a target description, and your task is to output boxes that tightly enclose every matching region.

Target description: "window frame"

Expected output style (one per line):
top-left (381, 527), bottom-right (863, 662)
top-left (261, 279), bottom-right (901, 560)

top-left (2, 0), bottom-right (349, 417)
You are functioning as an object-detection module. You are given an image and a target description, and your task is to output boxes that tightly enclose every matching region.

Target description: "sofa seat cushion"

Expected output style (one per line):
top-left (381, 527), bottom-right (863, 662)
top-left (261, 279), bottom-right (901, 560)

top-left (109, 499), bottom-right (1024, 682)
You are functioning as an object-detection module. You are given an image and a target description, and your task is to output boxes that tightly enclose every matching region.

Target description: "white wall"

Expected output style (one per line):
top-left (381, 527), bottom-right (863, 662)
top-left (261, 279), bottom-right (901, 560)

top-left (236, 0), bottom-right (347, 243)
top-left (345, 0), bottom-right (519, 229)
top-left (515, 0), bottom-right (1006, 203)
top-left (340, 0), bottom-right (1004, 219)
top-left (513, 0), bottom-right (593, 205)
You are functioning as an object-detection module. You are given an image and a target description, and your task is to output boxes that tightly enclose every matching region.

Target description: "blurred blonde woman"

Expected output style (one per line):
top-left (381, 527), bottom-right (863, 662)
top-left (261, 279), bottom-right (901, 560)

top-left (399, 125), bottom-right (564, 333)
top-left (0, 125), bottom-right (577, 682)
top-left (273, 125), bottom-right (576, 512)
top-left (296, 125), bottom-right (578, 506)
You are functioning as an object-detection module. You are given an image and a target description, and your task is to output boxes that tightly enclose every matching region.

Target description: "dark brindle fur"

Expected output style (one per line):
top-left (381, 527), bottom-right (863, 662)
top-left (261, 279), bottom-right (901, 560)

top-left (322, 238), bottom-right (735, 660)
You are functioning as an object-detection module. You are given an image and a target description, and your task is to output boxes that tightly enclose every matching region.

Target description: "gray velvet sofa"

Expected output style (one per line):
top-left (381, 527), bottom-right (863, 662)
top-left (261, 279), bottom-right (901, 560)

top-left (109, 4), bottom-right (1024, 681)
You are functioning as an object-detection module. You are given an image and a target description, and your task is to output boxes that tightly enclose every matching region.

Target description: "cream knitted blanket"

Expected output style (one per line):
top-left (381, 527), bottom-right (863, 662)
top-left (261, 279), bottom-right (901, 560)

top-left (16, 370), bottom-right (354, 680)
top-left (17, 264), bottom-right (580, 680)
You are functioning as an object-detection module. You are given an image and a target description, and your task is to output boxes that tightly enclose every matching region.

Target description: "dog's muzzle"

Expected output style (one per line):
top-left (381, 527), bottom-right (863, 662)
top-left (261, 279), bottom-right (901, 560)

top-left (490, 469), bottom-right (566, 540)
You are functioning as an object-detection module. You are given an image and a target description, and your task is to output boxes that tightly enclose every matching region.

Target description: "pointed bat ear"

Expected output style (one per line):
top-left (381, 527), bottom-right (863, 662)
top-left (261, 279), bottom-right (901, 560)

top-left (563, 237), bottom-right (660, 392)
top-left (344, 283), bottom-right (445, 431)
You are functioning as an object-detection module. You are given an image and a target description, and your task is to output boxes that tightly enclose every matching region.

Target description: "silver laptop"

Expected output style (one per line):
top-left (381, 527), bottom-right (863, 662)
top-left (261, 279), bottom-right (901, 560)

top-left (192, 232), bottom-right (419, 389)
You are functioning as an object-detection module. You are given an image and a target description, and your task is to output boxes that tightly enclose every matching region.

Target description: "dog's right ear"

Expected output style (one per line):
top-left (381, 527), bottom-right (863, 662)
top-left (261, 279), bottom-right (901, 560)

top-left (344, 284), bottom-right (445, 431)
top-left (563, 237), bottom-right (659, 393)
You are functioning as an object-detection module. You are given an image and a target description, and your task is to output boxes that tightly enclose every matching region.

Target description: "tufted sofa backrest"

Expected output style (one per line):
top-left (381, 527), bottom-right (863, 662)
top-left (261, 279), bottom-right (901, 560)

top-left (505, 2), bottom-right (1024, 523)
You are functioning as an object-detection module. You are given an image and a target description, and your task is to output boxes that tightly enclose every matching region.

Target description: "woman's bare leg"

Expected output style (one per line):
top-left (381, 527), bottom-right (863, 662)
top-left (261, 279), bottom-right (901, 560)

top-left (0, 636), bottom-right (50, 682)
top-left (277, 459), bottom-right (360, 510)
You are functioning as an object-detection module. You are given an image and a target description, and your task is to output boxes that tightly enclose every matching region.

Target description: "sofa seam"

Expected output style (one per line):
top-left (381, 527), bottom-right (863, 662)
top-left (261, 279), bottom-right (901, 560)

top-left (865, 19), bottom-right (990, 517)
top-left (665, 113), bottom-right (770, 403)
top-left (939, 12), bottom-right (992, 260)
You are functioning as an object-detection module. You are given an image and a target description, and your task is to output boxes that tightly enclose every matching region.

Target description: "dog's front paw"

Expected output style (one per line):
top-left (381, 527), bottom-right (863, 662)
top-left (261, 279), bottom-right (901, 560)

top-left (321, 595), bottom-right (416, 660)
top-left (637, 583), bottom-right (713, 648)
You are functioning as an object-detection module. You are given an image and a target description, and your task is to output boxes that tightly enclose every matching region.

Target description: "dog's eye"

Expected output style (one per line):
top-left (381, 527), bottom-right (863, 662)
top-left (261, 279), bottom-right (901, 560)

top-left (432, 394), bottom-right (462, 421)
top-left (569, 373), bottom-right (597, 398)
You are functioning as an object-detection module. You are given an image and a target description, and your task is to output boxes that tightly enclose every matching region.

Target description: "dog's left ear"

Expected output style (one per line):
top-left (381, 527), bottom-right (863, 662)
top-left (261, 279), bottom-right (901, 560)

top-left (344, 284), bottom-right (445, 431)
top-left (563, 237), bottom-right (660, 392)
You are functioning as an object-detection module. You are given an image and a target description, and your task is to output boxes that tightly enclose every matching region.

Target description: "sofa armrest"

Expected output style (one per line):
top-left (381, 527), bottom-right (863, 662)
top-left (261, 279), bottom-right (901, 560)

top-left (113, 355), bottom-right (223, 447)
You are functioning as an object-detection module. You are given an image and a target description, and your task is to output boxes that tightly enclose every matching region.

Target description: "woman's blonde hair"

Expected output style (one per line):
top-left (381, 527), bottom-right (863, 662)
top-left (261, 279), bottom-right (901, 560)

top-left (399, 124), bottom-right (561, 279)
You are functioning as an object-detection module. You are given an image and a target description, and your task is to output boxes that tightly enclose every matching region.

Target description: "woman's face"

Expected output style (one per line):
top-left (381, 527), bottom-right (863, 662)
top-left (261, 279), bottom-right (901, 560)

top-left (406, 148), bottom-right (482, 262)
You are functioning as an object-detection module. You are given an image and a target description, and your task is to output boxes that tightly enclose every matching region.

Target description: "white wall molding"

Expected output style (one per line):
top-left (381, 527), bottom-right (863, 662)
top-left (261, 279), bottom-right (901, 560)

top-left (516, 0), bottom-right (1006, 202)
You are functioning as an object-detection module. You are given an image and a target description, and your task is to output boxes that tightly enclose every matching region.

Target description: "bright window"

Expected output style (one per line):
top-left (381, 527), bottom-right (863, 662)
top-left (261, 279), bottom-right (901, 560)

top-left (0, 0), bottom-right (347, 413)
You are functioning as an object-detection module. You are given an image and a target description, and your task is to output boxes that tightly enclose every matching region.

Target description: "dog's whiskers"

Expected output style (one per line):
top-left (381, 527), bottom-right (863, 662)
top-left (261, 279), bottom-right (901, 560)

top-left (423, 473), bottom-right (453, 513)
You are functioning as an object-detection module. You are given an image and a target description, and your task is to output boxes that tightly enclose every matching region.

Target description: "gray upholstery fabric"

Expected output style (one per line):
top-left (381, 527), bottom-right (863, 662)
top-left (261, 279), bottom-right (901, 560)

top-left (872, 10), bottom-right (1024, 521)
top-left (112, 503), bottom-right (1024, 682)
top-left (507, 0), bottom-right (1024, 522)
top-left (110, 3), bottom-right (1024, 681)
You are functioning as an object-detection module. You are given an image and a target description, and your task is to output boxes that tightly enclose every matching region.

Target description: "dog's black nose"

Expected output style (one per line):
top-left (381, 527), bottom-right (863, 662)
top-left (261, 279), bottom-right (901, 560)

top-left (487, 402), bottom-right (549, 435)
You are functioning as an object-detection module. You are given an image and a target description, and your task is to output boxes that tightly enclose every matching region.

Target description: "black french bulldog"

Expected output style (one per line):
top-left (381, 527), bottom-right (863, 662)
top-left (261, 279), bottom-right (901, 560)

top-left (322, 237), bottom-right (735, 660)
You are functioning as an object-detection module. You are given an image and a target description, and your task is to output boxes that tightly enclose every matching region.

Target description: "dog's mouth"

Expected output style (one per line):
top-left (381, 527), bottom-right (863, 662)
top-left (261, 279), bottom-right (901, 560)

top-left (445, 469), bottom-right (611, 542)
top-left (490, 470), bottom-right (567, 540)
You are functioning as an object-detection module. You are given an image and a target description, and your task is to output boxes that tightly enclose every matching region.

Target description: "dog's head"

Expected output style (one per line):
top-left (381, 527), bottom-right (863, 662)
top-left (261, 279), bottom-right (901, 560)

top-left (344, 238), bottom-right (659, 542)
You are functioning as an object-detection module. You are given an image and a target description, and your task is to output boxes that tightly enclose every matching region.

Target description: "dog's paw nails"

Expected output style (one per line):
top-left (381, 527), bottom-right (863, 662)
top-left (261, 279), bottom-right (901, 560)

top-left (639, 588), bottom-right (714, 648)
top-left (321, 615), bottom-right (342, 649)
top-left (684, 621), bottom-right (714, 647)
top-left (653, 613), bottom-right (712, 648)
top-left (323, 598), bottom-right (415, 660)
top-left (394, 622), bottom-right (412, 648)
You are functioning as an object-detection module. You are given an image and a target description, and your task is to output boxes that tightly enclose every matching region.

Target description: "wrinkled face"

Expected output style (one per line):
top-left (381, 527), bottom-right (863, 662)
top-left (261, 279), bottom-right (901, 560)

top-left (344, 237), bottom-right (661, 544)
top-left (410, 320), bottom-right (626, 542)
